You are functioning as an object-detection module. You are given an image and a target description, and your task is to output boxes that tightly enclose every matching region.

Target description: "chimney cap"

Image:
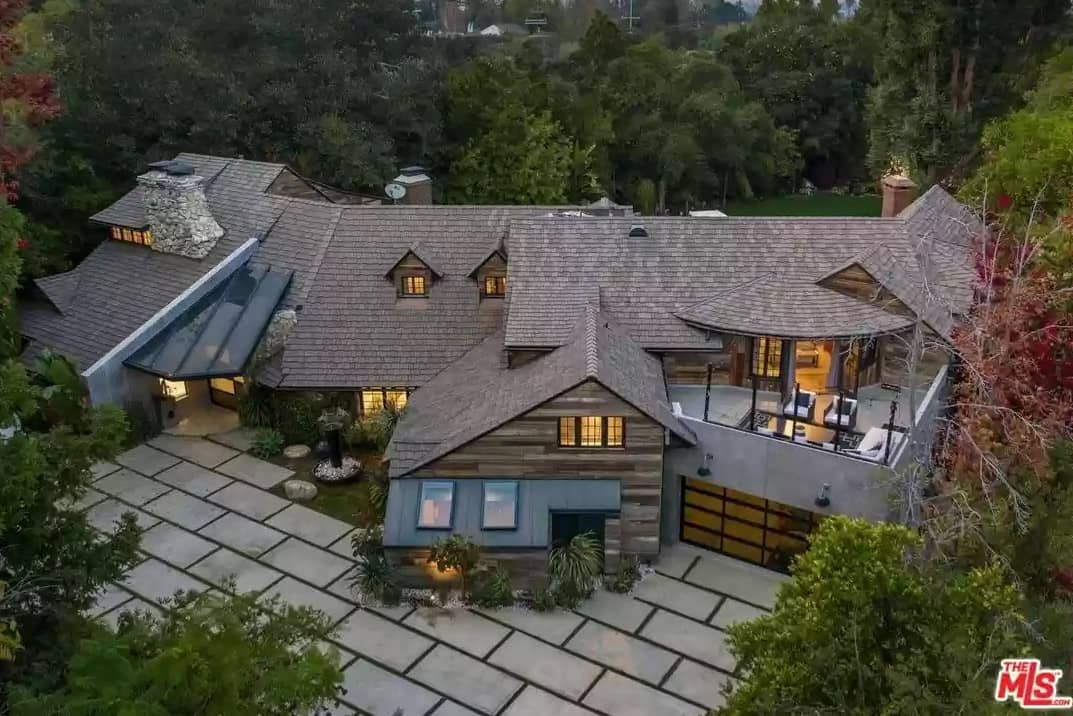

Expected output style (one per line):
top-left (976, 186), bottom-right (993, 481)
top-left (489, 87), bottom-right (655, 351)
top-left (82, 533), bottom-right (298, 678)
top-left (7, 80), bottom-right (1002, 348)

top-left (147, 159), bottom-right (196, 176)
top-left (628, 224), bottom-right (648, 238)
top-left (882, 174), bottom-right (916, 189)
top-left (400, 165), bottom-right (428, 177)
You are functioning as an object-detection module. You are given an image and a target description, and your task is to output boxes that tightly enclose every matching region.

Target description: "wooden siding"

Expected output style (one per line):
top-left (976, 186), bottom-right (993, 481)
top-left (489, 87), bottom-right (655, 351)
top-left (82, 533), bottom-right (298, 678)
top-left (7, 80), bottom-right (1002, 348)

top-left (820, 264), bottom-right (913, 316)
top-left (411, 380), bottom-right (665, 556)
top-left (662, 344), bottom-right (747, 386)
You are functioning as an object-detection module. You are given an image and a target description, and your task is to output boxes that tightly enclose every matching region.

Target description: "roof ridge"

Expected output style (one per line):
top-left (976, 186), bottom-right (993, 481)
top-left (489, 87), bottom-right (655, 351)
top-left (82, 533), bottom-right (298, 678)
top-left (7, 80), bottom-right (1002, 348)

top-left (676, 272), bottom-right (777, 313)
top-left (584, 304), bottom-right (600, 378)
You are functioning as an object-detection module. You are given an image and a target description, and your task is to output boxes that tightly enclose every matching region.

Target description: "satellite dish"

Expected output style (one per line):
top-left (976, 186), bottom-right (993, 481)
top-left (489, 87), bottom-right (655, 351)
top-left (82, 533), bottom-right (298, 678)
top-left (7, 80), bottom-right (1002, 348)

top-left (385, 182), bottom-right (407, 201)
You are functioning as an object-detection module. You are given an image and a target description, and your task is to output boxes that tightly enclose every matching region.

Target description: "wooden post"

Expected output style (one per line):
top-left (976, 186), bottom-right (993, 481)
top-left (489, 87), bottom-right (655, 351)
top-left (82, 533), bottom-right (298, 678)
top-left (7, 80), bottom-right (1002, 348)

top-left (833, 389), bottom-right (843, 452)
top-left (790, 382), bottom-right (800, 440)
top-left (750, 374), bottom-right (758, 432)
top-left (883, 400), bottom-right (897, 464)
top-left (703, 363), bottom-right (713, 423)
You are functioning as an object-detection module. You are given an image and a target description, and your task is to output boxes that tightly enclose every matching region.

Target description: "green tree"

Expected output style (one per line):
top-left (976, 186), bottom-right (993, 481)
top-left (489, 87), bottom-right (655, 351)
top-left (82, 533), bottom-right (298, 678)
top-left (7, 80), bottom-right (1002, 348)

top-left (862, 0), bottom-right (1069, 182)
top-left (0, 202), bottom-right (25, 357)
top-left (9, 590), bottom-right (343, 716)
top-left (0, 357), bottom-right (140, 697)
top-left (723, 517), bottom-right (1028, 714)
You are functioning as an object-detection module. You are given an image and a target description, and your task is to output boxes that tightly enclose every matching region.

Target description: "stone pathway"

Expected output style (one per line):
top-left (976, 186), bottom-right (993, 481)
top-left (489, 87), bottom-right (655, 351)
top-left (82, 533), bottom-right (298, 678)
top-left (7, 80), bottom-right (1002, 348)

top-left (78, 435), bottom-right (787, 716)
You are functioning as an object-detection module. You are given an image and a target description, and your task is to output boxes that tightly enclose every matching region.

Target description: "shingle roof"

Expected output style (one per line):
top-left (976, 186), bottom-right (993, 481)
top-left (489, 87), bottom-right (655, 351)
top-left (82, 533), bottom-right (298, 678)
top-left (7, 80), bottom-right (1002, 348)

top-left (901, 185), bottom-right (981, 312)
top-left (386, 304), bottom-right (695, 477)
top-left (504, 195), bottom-right (978, 348)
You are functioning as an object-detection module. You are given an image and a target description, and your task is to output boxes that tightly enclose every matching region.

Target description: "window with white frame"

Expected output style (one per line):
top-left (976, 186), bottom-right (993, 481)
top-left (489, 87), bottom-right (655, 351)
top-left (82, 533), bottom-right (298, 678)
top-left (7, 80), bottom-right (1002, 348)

top-left (482, 481), bottom-right (518, 529)
top-left (417, 481), bottom-right (454, 529)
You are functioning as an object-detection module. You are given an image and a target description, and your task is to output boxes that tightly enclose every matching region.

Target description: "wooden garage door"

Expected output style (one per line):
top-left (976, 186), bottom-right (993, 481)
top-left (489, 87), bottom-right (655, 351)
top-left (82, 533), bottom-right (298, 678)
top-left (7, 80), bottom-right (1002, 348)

top-left (680, 477), bottom-right (821, 573)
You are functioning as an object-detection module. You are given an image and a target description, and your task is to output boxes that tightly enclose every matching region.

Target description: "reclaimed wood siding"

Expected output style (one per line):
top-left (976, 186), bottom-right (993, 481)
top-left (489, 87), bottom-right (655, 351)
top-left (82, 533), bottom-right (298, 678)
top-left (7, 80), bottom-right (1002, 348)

top-left (410, 380), bottom-right (665, 555)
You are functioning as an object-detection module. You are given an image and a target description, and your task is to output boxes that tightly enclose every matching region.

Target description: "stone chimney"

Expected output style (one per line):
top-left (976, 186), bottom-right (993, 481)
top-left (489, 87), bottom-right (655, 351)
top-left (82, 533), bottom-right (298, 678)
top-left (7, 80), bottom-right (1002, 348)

top-left (137, 160), bottom-right (224, 259)
top-left (392, 166), bottom-right (433, 205)
top-left (881, 174), bottom-right (917, 218)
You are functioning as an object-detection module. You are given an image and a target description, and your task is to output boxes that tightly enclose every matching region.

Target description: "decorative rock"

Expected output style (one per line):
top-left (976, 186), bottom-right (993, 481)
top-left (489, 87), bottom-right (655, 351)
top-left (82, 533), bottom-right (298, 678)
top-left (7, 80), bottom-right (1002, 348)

top-left (284, 480), bottom-right (318, 501)
top-left (252, 309), bottom-right (298, 366)
top-left (313, 456), bottom-right (361, 484)
top-left (283, 444), bottom-right (311, 459)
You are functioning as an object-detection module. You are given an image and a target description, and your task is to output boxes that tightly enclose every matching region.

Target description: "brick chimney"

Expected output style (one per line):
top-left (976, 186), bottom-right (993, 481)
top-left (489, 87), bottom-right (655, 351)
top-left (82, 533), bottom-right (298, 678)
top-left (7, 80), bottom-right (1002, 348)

top-left (881, 174), bottom-right (917, 218)
top-left (392, 166), bottom-right (433, 205)
top-left (137, 160), bottom-right (224, 259)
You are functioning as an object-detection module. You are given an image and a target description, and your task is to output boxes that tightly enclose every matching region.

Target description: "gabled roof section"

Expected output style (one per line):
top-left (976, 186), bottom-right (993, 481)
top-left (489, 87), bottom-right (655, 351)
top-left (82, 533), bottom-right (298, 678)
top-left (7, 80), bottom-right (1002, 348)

top-left (466, 241), bottom-right (507, 278)
top-left (386, 305), bottom-right (695, 477)
top-left (34, 270), bottom-right (81, 314)
top-left (383, 243), bottom-right (445, 279)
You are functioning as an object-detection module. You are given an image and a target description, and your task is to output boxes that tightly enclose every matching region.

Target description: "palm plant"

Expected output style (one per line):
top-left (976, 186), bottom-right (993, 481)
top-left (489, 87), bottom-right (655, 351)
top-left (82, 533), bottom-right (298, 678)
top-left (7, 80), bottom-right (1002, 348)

top-left (548, 532), bottom-right (602, 597)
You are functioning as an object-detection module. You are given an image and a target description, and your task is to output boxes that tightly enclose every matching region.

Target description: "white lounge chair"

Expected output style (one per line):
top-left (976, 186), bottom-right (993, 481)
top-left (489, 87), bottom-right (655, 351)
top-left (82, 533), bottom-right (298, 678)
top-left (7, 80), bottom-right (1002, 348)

top-left (851, 427), bottom-right (903, 462)
top-left (823, 396), bottom-right (859, 430)
top-left (783, 390), bottom-right (817, 421)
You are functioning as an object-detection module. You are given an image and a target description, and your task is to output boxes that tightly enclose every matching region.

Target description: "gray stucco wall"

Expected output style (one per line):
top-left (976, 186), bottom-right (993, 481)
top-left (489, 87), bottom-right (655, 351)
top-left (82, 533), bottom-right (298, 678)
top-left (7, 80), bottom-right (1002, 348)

top-left (384, 478), bottom-right (621, 548)
top-left (81, 238), bottom-right (258, 408)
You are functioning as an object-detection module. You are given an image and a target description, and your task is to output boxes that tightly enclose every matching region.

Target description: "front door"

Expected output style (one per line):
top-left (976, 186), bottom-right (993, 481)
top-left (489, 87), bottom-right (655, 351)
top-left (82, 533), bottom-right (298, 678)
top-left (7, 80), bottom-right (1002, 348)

top-left (550, 512), bottom-right (606, 555)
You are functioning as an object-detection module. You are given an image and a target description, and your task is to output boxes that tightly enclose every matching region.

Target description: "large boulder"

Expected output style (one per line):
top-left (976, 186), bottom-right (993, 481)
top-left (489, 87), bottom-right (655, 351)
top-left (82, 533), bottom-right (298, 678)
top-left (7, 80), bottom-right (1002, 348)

top-left (284, 479), bottom-right (318, 501)
top-left (283, 444), bottom-right (311, 459)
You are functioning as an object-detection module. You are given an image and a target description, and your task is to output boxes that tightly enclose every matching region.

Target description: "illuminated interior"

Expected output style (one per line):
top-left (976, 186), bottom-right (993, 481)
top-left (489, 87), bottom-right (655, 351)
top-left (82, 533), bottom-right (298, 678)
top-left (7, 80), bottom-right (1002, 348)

top-left (160, 379), bottom-right (188, 400)
top-left (418, 481), bottom-right (453, 528)
top-left (110, 225), bottom-right (153, 246)
top-left (558, 416), bottom-right (625, 447)
top-left (483, 275), bottom-right (506, 296)
top-left (401, 274), bottom-right (427, 296)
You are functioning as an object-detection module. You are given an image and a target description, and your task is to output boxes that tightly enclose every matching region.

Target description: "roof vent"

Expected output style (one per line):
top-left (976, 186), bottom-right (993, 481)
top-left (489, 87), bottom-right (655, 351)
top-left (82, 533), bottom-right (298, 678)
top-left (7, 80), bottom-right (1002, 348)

top-left (628, 224), bottom-right (648, 238)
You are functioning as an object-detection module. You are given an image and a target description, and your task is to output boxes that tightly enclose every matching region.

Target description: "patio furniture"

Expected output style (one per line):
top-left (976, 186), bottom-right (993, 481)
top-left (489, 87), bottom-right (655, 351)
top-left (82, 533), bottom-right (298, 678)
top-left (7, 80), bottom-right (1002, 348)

top-left (823, 395), bottom-right (859, 431)
top-left (848, 427), bottom-right (903, 463)
top-left (783, 389), bottom-right (816, 422)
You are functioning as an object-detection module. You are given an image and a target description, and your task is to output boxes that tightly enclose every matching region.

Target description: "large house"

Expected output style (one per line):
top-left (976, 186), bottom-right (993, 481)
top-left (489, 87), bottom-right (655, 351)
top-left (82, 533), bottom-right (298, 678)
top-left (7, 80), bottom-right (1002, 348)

top-left (20, 154), bottom-right (980, 579)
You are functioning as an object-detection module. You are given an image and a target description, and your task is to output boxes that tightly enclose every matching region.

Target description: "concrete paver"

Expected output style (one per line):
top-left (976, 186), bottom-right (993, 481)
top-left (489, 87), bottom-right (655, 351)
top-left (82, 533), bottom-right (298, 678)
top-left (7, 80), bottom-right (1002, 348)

top-left (476, 605), bottom-right (583, 645)
top-left (489, 631), bottom-right (602, 700)
top-left (583, 671), bottom-right (702, 716)
top-left (631, 573), bottom-right (722, 621)
top-left (115, 444), bottom-right (181, 476)
top-left (94, 469), bottom-right (171, 505)
top-left (640, 609), bottom-right (736, 672)
top-left (266, 504), bottom-right (353, 548)
top-left (85, 499), bottom-right (160, 533)
top-left (62, 487), bottom-right (107, 512)
top-left (199, 512), bottom-right (287, 556)
top-left (154, 460), bottom-right (233, 496)
top-left (143, 489), bottom-right (226, 530)
top-left (334, 609), bottom-right (433, 672)
top-left (566, 620), bottom-right (678, 685)
top-left (654, 544), bottom-right (701, 579)
top-left (148, 434), bottom-right (239, 468)
top-left (684, 553), bottom-right (784, 609)
top-left (710, 598), bottom-right (767, 629)
top-left (430, 701), bottom-right (481, 716)
top-left (338, 659), bottom-right (440, 716)
top-left (663, 659), bottom-right (737, 710)
top-left (208, 481), bottom-right (289, 520)
top-left (141, 523), bottom-right (219, 568)
top-left (216, 453), bottom-right (294, 489)
top-left (503, 686), bottom-right (599, 716)
top-left (189, 548), bottom-right (284, 594)
top-left (574, 587), bottom-right (653, 633)
top-left (327, 530), bottom-right (356, 558)
top-left (261, 577), bottom-right (355, 624)
top-left (90, 461), bottom-right (120, 479)
top-left (121, 558), bottom-right (209, 606)
top-left (404, 607), bottom-right (510, 658)
top-left (87, 583), bottom-right (133, 617)
top-left (261, 538), bottom-right (352, 588)
top-left (409, 644), bottom-right (522, 715)
top-left (209, 426), bottom-right (256, 451)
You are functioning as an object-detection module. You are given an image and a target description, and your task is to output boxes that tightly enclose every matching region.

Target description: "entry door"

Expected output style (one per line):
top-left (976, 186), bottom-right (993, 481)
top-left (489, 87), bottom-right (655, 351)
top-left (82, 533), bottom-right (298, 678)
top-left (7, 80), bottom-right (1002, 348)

top-left (550, 512), bottom-right (606, 553)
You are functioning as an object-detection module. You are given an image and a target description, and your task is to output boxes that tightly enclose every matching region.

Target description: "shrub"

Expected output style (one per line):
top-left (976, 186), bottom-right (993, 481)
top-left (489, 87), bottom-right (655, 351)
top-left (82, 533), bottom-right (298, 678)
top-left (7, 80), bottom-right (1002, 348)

top-left (604, 555), bottom-right (642, 593)
top-left (349, 553), bottom-right (400, 606)
top-left (548, 532), bottom-right (602, 599)
top-left (250, 428), bottom-right (284, 458)
top-left (528, 584), bottom-right (558, 612)
top-left (365, 477), bottom-right (388, 524)
top-left (350, 525), bottom-right (384, 561)
top-left (272, 392), bottom-right (324, 445)
top-left (467, 563), bottom-right (514, 608)
top-left (428, 535), bottom-right (481, 594)
top-left (237, 382), bottom-right (273, 428)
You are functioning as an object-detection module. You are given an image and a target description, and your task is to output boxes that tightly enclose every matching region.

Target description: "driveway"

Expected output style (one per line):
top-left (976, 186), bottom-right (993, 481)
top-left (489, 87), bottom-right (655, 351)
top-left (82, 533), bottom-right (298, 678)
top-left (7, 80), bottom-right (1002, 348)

top-left (79, 433), bottom-right (786, 716)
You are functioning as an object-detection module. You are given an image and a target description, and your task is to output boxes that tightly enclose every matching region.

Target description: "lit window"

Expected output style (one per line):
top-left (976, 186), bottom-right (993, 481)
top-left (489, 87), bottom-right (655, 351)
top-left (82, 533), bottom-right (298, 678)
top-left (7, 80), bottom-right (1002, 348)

top-left (386, 389), bottom-right (408, 409)
top-left (401, 274), bottom-right (427, 296)
top-left (210, 377), bottom-right (239, 395)
top-left (580, 416), bottom-right (603, 446)
top-left (361, 390), bottom-right (385, 415)
top-left (482, 481), bottom-right (518, 529)
top-left (559, 416), bottom-right (575, 446)
top-left (607, 416), bottom-right (624, 447)
top-left (752, 337), bottom-right (783, 378)
top-left (110, 225), bottom-right (153, 246)
top-left (558, 416), bottom-right (625, 447)
top-left (418, 481), bottom-right (454, 529)
top-left (483, 275), bottom-right (506, 297)
top-left (161, 379), bottom-right (188, 400)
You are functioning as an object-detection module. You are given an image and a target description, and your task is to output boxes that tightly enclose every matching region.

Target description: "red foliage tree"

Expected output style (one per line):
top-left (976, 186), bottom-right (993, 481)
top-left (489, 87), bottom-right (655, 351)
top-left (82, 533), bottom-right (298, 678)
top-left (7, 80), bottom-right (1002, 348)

top-left (0, 0), bottom-right (60, 201)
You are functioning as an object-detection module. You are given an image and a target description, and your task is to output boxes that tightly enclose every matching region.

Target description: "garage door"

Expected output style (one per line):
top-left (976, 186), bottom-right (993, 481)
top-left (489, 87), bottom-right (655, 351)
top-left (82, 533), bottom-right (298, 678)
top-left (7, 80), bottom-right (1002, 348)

top-left (680, 477), bottom-right (822, 573)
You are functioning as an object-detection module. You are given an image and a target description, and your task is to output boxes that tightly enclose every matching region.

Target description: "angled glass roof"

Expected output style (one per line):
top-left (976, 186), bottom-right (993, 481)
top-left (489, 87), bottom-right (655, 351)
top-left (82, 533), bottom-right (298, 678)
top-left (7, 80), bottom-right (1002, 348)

top-left (126, 263), bottom-right (292, 379)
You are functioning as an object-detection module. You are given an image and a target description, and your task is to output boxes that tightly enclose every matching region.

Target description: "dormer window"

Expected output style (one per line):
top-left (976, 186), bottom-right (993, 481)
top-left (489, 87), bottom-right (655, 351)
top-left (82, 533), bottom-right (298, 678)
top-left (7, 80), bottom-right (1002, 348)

top-left (110, 226), bottom-right (153, 246)
top-left (483, 275), bottom-right (506, 297)
top-left (401, 274), bottom-right (427, 297)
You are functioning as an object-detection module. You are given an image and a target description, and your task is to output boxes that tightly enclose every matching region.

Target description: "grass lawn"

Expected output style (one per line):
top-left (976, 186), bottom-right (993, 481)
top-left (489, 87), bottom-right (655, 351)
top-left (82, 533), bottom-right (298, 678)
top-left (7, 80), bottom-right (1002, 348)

top-left (268, 449), bottom-right (385, 527)
top-left (725, 193), bottom-right (882, 217)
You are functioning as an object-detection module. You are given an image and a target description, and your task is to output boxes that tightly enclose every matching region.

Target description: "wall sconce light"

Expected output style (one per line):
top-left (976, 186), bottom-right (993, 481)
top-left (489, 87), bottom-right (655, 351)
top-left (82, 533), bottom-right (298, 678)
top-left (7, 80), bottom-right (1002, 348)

top-left (697, 452), bottom-right (713, 477)
top-left (815, 483), bottom-right (831, 508)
